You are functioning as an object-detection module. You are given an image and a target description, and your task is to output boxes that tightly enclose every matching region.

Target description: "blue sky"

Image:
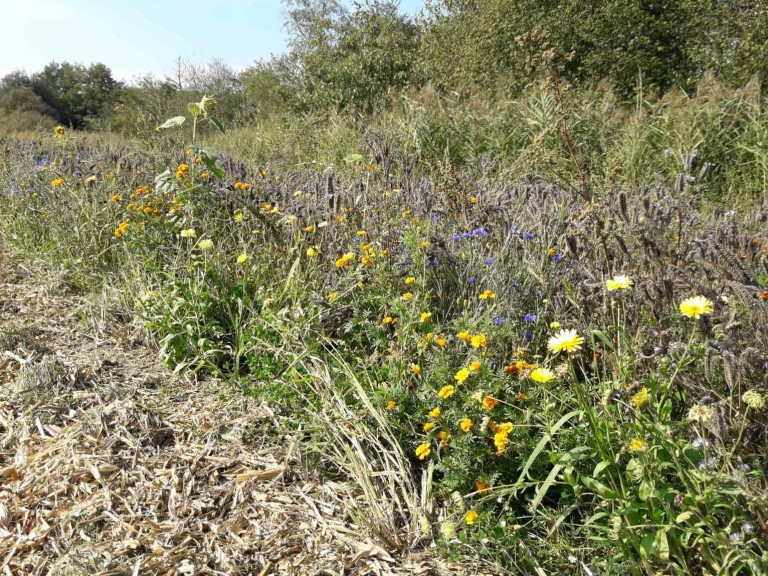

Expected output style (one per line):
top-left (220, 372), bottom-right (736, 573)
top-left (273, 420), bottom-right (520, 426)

top-left (0, 0), bottom-right (424, 82)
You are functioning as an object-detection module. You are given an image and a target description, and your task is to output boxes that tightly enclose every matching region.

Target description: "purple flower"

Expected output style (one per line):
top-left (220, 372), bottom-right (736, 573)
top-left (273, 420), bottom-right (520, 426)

top-left (461, 232), bottom-right (472, 240)
top-left (472, 228), bottom-right (488, 238)
top-left (509, 225), bottom-right (517, 233)
top-left (524, 332), bottom-right (534, 341)
top-left (493, 317), bottom-right (505, 325)
top-left (451, 234), bottom-right (462, 242)
top-left (485, 257), bottom-right (494, 266)
top-left (426, 257), bottom-right (439, 268)
top-left (535, 290), bottom-right (545, 299)
top-left (467, 276), bottom-right (476, 285)
top-left (552, 255), bottom-right (564, 263)
top-left (524, 231), bottom-right (535, 240)
top-left (524, 313), bottom-right (537, 322)
top-left (513, 282), bottom-right (521, 291)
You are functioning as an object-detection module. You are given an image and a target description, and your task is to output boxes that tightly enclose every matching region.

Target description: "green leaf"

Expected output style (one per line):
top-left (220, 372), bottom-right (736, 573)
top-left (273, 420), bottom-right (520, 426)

top-left (591, 329), bottom-right (615, 351)
top-left (210, 117), bottom-right (226, 134)
top-left (581, 476), bottom-right (618, 499)
top-left (530, 464), bottom-right (563, 515)
top-left (593, 460), bottom-right (611, 478)
top-left (157, 116), bottom-right (186, 130)
top-left (188, 102), bottom-right (202, 117)
top-left (344, 153), bottom-right (365, 164)
top-left (653, 529), bottom-right (670, 561)
top-left (638, 480), bottom-right (652, 501)
top-left (201, 152), bottom-right (224, 178)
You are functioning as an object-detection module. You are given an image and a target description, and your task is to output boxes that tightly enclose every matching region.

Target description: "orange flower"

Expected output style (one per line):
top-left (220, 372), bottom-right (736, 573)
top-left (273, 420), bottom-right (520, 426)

top-left (386, 400), bottom-right (396, 411)
top-left (481, 396), bottom-right (499, 410)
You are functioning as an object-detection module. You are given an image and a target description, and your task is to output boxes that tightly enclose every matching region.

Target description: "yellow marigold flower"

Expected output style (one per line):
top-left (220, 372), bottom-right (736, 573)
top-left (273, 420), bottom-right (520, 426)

top-left (429, 407), bottom-right (441, 419)
top-left (548, 329), bottom-right (584, 354)
top-left (460, 418), bottom-right (473, 432)
top-left (438, 385), bottom-right (455, 399)
top-left (200, 172), bottom-right (209, 180)
top-left (361, 255), bottom-right (375, 267)
top-left (415, 442), bottom-right (431, 460)
top-left (194, 156), bottom-right (203, 164)
top-left (679, 296), bottom-right (714, 319)
top-left (454, 368), bottom-right (471, 383)
top-left (237, 253), bottom-right (248, 264)
top-left (435, 335), bottom-right (447, 348)
top-left (54, 125), bottom-right (64, 137)
top-left (327, 291), bottom-right (339, 304)
top-left (471, 334), bottom-right (487, 348)
top-left (465, 510), bottom-right (479, 525)
top-left (469, 196), bottom-right (478, 204)
top-left (382, 316), bottom-right (394, 324)
top-left (469, 361), bottom-right (482, 371)
top-left (530, 367), bottom-right (555, 383)
top-left (628, 438), bottom-right (647, 453)
top-left (481, 396), bottom-right (499, 410)
top-left (475, 480), bottom-right (492, 494)
top-left (361, 243), bottom-right (372, 251)
top-left (307, 246), bottom-right (320, 257)
top-left (457, 331), bottom-right (472, 343)
top-left (386, 400), bottom-right (396, 411)
top-left (303, 224), bottom-right (315, 233)
top-left (51, 178), bottom-right (64, 187)
top-left (180, 228), bottom-right (196, 238)
top-left (606, 275), bottom-right (634, 291)
top-left (402, 292), bottom-right (414, 300)
top-left (494, 431), bottom-right (511, 454)
top-left (402, 209), bottom-right (411, 217)
top-left (423, 422), bottom-right (437, 432)
top-left (335, 252), bottom-right (354, 268)
top-left (547, 247), bottom-right (557, 256)
top-left (411, 364), bottom-right (421, 375)
top-left (111, 194), bottom-right (120, 202)
top-left (198, 239), bottom-right (213, 249)
top-left (405, 276), bottom-right (415, 285)
top-left (420, 312), bottom-right (432, 323)
top-left (632, 387), bottom-right (650, 409)
top-left (478, 290), bottom-right (496, 300)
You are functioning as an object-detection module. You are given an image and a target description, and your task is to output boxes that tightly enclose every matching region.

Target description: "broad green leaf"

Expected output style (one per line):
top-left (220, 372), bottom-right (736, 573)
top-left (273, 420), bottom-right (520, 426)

top-left (157, 116), bottom-right (186, 130)
top-left (653, 529), bottom-right (670, 561)
top-left (581, 476), bottom-right (618, 499)
top-left (210, 117), bottom-right (226, 134)
top-left (590, 329), bottom-right (615, 351)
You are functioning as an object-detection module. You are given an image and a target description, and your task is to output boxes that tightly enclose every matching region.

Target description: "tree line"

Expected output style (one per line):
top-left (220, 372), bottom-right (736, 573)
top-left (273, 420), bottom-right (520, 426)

top-left (2, 0), bottom-right (767, 134)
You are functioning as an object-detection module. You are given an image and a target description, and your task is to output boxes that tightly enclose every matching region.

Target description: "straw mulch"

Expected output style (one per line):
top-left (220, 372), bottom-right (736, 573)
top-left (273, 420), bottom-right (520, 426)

top-left (0, 254), bottom-right (484, 576)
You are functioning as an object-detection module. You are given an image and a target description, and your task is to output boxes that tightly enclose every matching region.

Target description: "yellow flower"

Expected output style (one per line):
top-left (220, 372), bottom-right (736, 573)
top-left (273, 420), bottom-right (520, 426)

top-left (200, 172), bottom-right (209, 180)
top-left (327, 291), bottom-right (339, 304)
top-left (606, 275), bottom-right (634, 291)
top-left (530, 367), bottom-right (555, 384)
top-left (415, 442), bottom-right (431, 460)
top-left (454, 368), bottom-right (471, 383)
top-left (460, 418), bottom-right (473, 432)
top-left (632, 387), bottom-right (650, 409)
top-left (111, 194), bottom-right (120, 202)
top-left (548, 329), bottom-right (584, 354)
top-left (234, 211), bottom-right (244, 222)
top-left (478, 290), bottom-right (496, 300)
top-left (198, 239), bottom-right (213, 250)
top-left (402, 292), bottom-right (414, 300)
top-left (438, 385), bottom-right (455, 399)
top-left (419, 241), bottom-right (430, 248)
top-left (402, 209), bottom-right (411, 217)
top-left (470, 334), bottom-right (487, 348)
top-left (628, 438), bottom-right (647, 453)
top-left (357, 230), bottom-right (366, 236)
top-left (457, 331), bottom-right (472, 343)
top-left (465, 510), bottom-right (478, 525)
top-left (180, 228), bottom-right (196, 238)
top-left (469, 196), bottom-right (478, 204)
top-left (307, 246), bottom-right (320, 257)
top-left (411, 364), bottom-right (421, 375)
top-left (237, 253), bottom-right (248, 264)
top-left (361, 243), bottom-right (372, 252)
top-left (429, 407), bottom-right (441, 419)
top-left (335, 252), bottom-right (354, 268)
top-left (481, 396), bottom-right (499, 410)
top-left (303, 224), bottom-right (315, 233)
top-left (386, 400), bottom-right (396, 411)
top-left (549, 321), bottom-right (561, 329)
top-left (423, 422), bottom-right (437, 432)
top-left (382, 316), bottom-right (394, 324)
top-left (51, 178), bottom-right (64, 187)
top-left (420, 312), bottom-right (432, 323)
top-left (54, 125), bottom-right (64, 137)
top-left (405, 276), bottom-right (415, 285)
top-left (679, 296), bottom-right (713, 319)
top-left (494, 430), bottom-right (511, 454)
top-left (469, 360), bottom-right (482, 371)
top-left (435, 335), bottom-right (447, 348)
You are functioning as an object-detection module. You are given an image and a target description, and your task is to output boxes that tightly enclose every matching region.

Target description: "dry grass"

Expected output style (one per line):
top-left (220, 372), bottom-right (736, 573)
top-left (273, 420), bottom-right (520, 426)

top-left (0, 251), bottom-right (491, 576)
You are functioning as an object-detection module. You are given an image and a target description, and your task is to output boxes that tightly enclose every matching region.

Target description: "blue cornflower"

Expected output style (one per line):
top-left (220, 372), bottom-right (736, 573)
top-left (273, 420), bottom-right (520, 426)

top-left (74, 170), bottom-right (82, 176)
top-left (485, 257), bottom-right (494, 266)
top-left (524, 313), bottom-right (537, 322)
top-left (467, 276), bottom-right (476, 285)
top-left (472, 228), bottom-right (488, 238)
top-left (509, 225), bottom-right (517, 233)
top-left (493, 317), bottom-right (505, 325)
top-left (431, 215), bottom-right (441, 222)
top-left (426, 257), bottom-right (439, 268)
top-left (513, 282), bottom-right (521, 291)
top-left (552, 255), bottom-right (564, 263)
top-left (535, 290), bottom-right (545, 299)
top-left (524, 332), bottom-right (533, 341)
top-left (461, 232), bottom-right (472, 240)
top-left (451, 234), bottom-right (462, 242)
top-left (524, 231), bottom-right (535, 240)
